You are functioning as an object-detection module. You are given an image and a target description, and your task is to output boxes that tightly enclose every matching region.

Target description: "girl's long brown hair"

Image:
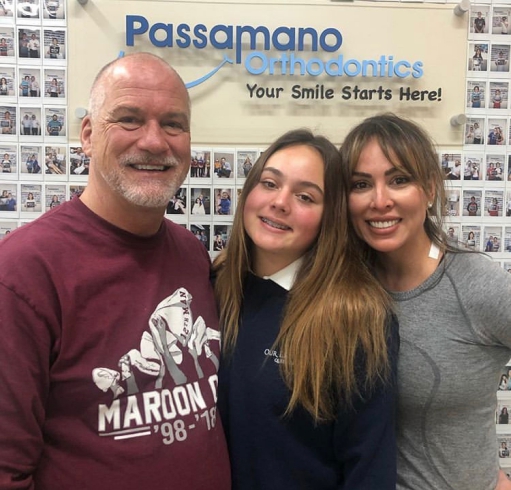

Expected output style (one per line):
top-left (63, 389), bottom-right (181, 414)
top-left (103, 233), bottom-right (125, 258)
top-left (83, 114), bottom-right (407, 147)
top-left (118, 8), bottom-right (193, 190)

top-left (213, 129), bottom-right (392, 421)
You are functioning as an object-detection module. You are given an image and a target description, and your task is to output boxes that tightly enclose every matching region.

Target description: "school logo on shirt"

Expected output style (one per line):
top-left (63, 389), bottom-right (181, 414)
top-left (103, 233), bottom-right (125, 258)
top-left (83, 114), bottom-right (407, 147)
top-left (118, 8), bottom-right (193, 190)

top-left (264, 348), bottom-right (285, 364)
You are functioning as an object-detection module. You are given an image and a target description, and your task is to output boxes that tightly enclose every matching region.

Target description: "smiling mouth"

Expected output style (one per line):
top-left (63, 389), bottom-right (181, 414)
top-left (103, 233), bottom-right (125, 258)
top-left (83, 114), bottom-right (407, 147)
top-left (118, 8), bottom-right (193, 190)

top-left (130, 164), bottom-right (169, 171)
top-left (368, 219), bottom-right (400, 229)
top-left (261, 217), bottom-right (291, 230)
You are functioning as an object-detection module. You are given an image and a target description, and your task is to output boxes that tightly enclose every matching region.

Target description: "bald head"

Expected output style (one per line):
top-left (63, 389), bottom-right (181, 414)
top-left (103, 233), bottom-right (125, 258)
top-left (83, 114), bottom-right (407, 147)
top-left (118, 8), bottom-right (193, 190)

top-left (88, 53), bottom-right (190, 122)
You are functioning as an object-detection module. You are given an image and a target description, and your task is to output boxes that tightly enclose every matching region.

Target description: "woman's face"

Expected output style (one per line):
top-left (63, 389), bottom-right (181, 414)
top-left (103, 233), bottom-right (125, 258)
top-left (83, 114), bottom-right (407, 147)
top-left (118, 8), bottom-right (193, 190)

top-left (348, 139), bottom-right (431, 257)
top-left (468, 232), bottom-right (475, 239)
top-left (243, 144), bottom-right (325, 274)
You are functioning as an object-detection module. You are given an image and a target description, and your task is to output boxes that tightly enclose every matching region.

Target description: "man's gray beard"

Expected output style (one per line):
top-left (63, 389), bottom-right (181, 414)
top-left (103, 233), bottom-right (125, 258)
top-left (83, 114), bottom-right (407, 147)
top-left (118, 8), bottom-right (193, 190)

top-left (104, 154), bottom-right (187, 209)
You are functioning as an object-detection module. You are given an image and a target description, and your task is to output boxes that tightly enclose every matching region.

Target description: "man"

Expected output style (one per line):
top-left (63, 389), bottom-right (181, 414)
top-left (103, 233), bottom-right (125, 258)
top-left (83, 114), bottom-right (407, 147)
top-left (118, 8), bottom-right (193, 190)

top-left (46, 113), bottom-right (62, 136)
top-left (474, 11), bottom-right (486, 33)
top-left (0, 53), bottom-right (230, 489)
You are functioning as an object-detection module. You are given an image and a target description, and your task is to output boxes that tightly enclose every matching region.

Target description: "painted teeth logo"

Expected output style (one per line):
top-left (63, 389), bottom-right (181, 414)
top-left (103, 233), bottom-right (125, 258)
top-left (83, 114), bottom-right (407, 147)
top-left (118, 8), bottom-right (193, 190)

top-left (125, 16), bottom-right (424, 88)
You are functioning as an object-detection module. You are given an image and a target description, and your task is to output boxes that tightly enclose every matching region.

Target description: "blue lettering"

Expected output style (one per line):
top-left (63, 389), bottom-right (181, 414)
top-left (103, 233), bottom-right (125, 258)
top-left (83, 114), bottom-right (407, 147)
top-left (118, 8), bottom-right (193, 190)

top-left (149, 23), bottom-right (173, 48)
top-left (412, 61), bottom-right (424, 78)
top-left (306, 58), bottom-right (324, 76)
top-left (319, 28), bottom-right (342, 52)
top-left (361, 59), bottom-right (378, 77)
top-left (245, 51), bottom-right (268, 75)
top-left (273, 27), bottom-right (295, 50)
top-left (298, 28), bottom-right (318, 51)
top-left (210, 25), bottom-right (233, 49)
top-left (393, 60), bottom-right (411, 78)
top-left (176, 23), bottom-right (190, 48)
top-left (126, 15), bottom-right (148, 46)
top-left (236, 26), bottom-right (271, 64)
top-left (344, 59), bottom-right (362, 77)
top-left (193, 24), bottom-right (207, 48)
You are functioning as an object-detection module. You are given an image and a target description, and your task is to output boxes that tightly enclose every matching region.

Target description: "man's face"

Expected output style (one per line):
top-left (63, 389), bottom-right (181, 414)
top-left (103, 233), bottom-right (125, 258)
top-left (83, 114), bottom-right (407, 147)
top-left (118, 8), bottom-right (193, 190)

top-left (52, 114), bottom-right (57, 120)
top-left (81, 57), bottom-right (191, 210)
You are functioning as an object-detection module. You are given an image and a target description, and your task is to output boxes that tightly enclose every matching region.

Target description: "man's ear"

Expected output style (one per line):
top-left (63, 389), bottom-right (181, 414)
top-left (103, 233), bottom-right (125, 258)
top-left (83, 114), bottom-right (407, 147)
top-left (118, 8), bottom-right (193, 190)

top-left (80, 115), bottom-right (92, 157)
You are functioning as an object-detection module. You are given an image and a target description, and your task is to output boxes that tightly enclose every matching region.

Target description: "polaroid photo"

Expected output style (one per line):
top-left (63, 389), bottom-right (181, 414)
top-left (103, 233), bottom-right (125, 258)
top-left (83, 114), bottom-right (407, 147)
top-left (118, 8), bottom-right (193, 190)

top-left (213, 187), bottom-right (234, 217)
top-left (19, 106), bottom-right (42, 141)
top-left (497, 400), bottom-right (511, 425)
top-left (69, 145), bottom-right (89, 178)
top-left (504, 262), bottom-right (511, 274)
top-left (463, 189), bottom-right (483, 217)
top-left (213, 149), bottom-right (235, 181)
top-left (462, 224), bottom-right (481, 251)
top-left (507, 191), bottom-right (511, 217)
top-left (0, 26), bottom-right (14, 60)
top-left (488, 81), bottom-right (508, 110)
top-left (444, 223), bottom-right (461, 248)
top-left (44, 107), bottom-right (65, 139)
top-left (42, 0), bottom-right (65, 21)
top-left (0, 66), bottom-right (15, 99)
top-left (0, 220), bottom-right (17, 238)
top-left (440, 153), bottom-right (462, 180)
top-left (470, 6), bottom-right (490, 35)
top-left (0, 0), bottom-right (15, 21)
top-left (464, 117), bottom-right (485, 145)
top-left (466, 80), bottom-right (486, 110)
top-left (17, 0), bottom-right (40, 22)
top-left (487, 118), bottom-right (507, 146)
top-left (485, 154), bottom-right (505, 181)
top-left (504, 225), bottom-right (511, 251)
top-left (20, 183), bottom-right (42, 216)
top-left (0, 105), bottom-right (15, 138)
top-left (68, 184), bottom-right (86, 200)
top-left (43, 28), bottom-right (65, 63)
top-left (19, 144), bottom-right (42, 179)
top-left (236, 149), bottom-right (258, 179)
top-left (483, 225), bottom-right (503, 252)
top-left (190, 187), bottom-right (211, 216)
top-left (18, 66), bottom-right (41, 99)
top-left (0, 183), bottom-right (17, 216)
top-left (212, 224), bottom-right (232, 252)
top-left (43, 67), bottom-right (65, 101)
top-left (498, 436), bottom-right (511, 459)
top-left (18, 28), bottom-right (41, 62)
top-left (166, 186), bottom-right (187, 216)
top-left (493, 7), bottom-right (511, 35)
top-left (0, 143), bottom-right (16, 178)
top-left (490, 44), bottom-right (510, 74)
top-left (44, 144), bottom-right (66, 178)
top-left (463, 154), bottom-right (484, 180)
top-left (190, 223), bottom-right (210, 251)
top-left (468, 42), bottom-right (489, 72)
top-left (190, 147), bottom-right (211, 181)
top-left (486, 191), bottom-right (505, 218)
top-left (444, 189), bottom-right (461, 217)
top-left (44, 183), bottom-right (65, 211)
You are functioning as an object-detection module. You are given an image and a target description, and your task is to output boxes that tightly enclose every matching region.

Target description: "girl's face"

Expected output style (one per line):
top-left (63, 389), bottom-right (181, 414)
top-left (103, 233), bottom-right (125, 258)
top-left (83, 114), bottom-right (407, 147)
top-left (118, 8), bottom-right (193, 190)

top-left (468, 232), bottom-right (475, 239)
top-left (243, 144), bottom-right (325, 275)
top-left (348, 139), bottom-right (432, 257)
top-left (474, 87), bottom-right (479, 92)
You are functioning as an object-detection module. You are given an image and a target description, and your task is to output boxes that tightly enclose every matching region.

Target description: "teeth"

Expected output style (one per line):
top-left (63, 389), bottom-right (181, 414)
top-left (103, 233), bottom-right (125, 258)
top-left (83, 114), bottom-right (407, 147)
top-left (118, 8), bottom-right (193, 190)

top-left (132, 165), bottom-right (166, 171)
top-left (261, 217), bottom-right (290, 230)
top-left (369, 220), bottom-right (399, 229)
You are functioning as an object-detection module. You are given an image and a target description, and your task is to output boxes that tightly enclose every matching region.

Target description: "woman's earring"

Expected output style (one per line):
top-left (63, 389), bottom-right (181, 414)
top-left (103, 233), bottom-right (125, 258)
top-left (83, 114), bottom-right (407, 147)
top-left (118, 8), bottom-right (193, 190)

top-left (427, 201), bottom-right (433, 208)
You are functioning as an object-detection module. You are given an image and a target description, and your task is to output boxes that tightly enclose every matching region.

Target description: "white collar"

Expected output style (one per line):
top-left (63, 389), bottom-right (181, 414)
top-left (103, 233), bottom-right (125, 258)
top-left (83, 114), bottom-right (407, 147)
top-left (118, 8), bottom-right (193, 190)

top-left (262, 257), bottom-right (303, 291)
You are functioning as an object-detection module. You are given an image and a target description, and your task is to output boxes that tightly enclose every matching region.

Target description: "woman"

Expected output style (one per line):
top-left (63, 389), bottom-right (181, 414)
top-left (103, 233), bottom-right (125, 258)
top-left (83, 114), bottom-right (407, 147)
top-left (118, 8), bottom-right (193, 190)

top-left (49, 194), bottom-right (60, 209)
top-left (466, 230), bottom-right (477, 249)
top-left (471, 85), bottom-right (481, 108)
top-left (24, 192), bottom-right (35, 210)
top-left (341, 113), bottom-right (511, 490)
top-left (473, 47), bottom-right (483, 71)
top-left (500, 374), bottom-right (509, 390)
top-left (191, 196), bottom-right (205, 215)
top-left (493, 89), bottom-right (502, 108)
top-left (0, 77), bottom-right (8, 96)
top-left (214, 129), bottom-right (398, 489)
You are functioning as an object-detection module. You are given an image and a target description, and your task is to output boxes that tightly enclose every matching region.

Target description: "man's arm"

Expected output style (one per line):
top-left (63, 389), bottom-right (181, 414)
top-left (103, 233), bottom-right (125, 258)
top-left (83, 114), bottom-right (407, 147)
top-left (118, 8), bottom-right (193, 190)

top-left (0, 283), bottom-right (51, 488)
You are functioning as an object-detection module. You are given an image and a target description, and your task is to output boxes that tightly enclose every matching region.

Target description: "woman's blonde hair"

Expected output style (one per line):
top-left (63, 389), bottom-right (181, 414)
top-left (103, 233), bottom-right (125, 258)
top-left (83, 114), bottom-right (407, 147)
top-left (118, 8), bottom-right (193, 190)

top-left (213, 128), bottom-right (392, 421)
